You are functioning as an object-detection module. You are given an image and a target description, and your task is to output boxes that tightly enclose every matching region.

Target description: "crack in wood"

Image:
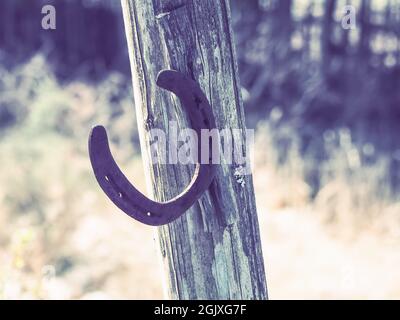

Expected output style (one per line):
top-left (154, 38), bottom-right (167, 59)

top-left (155, 2), bottom-right (186, 19)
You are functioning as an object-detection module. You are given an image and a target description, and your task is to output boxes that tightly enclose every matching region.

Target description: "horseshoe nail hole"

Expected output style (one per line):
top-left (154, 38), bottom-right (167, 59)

top-left (118, 192), bottom-right (122, 198)
top-left (147, 212), bottom-right (151, 217)
top-left (105, 176), bottom-right (110, 182)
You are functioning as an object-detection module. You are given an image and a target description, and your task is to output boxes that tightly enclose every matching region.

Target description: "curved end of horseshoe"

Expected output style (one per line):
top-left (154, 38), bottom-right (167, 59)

top-left (89, 125), bottom-right (107, 147)
top-left (88, 125), bottom-right (108, 170)
top-left (156, 69), bottom-right (179, 91)
top-left (89, 125), bottom-right (115, 174)
top-left (88, 125), bottom-right (169, 226)
top-left (156, 70), bottom-right (197, 96)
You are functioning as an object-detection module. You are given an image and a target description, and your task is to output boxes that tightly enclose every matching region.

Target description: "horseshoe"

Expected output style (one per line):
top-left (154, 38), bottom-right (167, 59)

top-left (88, 70), bottom-right (217, 226)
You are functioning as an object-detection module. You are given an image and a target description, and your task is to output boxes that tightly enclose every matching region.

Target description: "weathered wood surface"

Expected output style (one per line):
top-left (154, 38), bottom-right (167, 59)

top-left (121, 0), bottom-right (268, 299)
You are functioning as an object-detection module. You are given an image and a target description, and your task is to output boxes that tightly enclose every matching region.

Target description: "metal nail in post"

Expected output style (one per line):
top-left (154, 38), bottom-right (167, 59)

top-left (88, 70), bottom-right (217, 226)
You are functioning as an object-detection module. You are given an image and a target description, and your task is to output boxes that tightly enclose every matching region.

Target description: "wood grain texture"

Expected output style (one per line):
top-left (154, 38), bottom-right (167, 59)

top-left (121, 0), bottom-right (267, 299)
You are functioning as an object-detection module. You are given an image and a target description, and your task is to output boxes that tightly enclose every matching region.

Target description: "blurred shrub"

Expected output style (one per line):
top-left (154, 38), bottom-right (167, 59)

top-left (255, 117), bottom-right (400, 236)
top-left (0, 55), bottom-right (137, 299)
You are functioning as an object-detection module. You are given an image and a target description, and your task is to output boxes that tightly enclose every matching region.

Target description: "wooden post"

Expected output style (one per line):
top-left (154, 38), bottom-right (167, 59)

top-left (121, 0), bottom-right (268, 299)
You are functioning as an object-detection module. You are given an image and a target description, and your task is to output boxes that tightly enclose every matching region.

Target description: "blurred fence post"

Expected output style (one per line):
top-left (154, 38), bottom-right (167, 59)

top-left (121, 0), bottom-right (267, 299)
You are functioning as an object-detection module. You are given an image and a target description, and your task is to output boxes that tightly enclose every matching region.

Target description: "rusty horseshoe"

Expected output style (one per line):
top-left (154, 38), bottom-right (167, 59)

top-left (88, 70), bottom-right (217, 226)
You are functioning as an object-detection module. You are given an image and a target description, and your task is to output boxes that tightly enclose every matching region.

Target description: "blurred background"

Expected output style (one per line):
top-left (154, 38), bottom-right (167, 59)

top-left (1, 0), bottom-right (400, 299)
